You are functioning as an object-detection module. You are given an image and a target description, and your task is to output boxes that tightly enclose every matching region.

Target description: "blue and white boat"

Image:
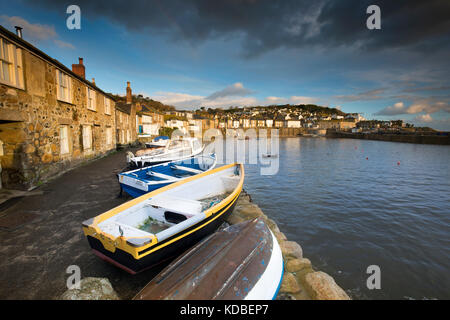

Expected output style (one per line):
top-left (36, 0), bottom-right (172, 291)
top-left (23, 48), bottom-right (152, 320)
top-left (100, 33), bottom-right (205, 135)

top-left (118, 154), bottom-right (216, 198)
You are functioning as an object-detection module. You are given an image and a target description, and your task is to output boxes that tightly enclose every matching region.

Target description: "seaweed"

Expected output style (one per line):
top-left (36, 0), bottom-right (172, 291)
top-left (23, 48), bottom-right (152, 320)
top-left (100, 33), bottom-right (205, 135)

top-left (137, 216), bottom-right (170, 234)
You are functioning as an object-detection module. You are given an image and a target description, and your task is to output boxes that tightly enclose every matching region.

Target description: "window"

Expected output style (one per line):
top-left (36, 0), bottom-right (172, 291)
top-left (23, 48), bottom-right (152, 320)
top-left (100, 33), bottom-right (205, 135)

top-left (56, 69), bottom-right (72, 103)
top-left (86, 87), bottom-right (96, 111)
top-left (0, 37), bottom-right (24, 88)
top-left (60, 126), bottom-right (69, 155)
top-left (104, 96), bottom-right (111, 115)
top-left (82, 125), bottom-right (92, 150)
top-left (106, 127), bottom-right (112, 145)
top-left (142, 115), bottom-right (152, 123)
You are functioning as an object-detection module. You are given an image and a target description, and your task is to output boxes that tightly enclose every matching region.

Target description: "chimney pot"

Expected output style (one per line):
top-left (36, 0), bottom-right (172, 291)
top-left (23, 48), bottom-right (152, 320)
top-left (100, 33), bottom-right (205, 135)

top-left (72, 57), bottom-right (86, 79)
top-left (92, 78), bottom-right (95, 85)
top-left (14, 26), bottom-right (23, 38)
top-left (126, 81), bottom-right (132, 104)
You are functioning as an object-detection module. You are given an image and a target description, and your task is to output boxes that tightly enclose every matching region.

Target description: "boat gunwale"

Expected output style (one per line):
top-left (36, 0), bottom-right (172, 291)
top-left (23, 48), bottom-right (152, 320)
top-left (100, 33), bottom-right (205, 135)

top-left (82, 162), bottom-right (244, 259)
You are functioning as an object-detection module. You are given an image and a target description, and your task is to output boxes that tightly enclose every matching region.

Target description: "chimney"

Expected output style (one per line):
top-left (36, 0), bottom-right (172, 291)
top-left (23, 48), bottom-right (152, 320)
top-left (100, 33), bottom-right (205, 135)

top-left (126, 81), bottom-right (132, 104)
top-left (91, 78), bottom-right (95, 86)
top-left (72, 57), bottom-right (85, 79)
top-left (14, 26), bottom-right (23, 38)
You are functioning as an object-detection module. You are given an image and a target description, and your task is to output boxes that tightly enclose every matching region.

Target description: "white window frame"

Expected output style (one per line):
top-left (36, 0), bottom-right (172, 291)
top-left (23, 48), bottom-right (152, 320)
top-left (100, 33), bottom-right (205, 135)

top-left (86, 87), bottom-right (97, 111)
top-left (106, 127), bottom-right (112, 146)
top-left (0, 37), bottom-right (24, 89)
top-left (60, 126), bottom-right (70, 155)
top-left (56, 69), bottom-right (72, 103)
top-left (104, 96), bottom-right (111, 115)
top-left (82, 125), bottom-right (92, 150)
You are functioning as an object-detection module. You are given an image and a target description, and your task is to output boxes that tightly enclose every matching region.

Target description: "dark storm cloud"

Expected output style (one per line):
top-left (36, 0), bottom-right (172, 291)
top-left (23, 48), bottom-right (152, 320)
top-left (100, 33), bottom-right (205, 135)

top-left (25, 0), bottom-right (450, 56)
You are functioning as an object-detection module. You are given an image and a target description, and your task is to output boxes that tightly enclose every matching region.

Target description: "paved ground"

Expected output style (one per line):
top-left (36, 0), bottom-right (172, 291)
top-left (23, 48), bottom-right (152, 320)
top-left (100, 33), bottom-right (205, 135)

top-left (0, 149), bottom-right (166, 299)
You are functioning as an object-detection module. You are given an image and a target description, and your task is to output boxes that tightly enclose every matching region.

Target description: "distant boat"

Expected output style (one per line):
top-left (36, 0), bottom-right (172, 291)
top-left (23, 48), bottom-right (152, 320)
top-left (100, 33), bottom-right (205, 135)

top-left (145, 136), bottom-right (169, 148)
top-left (262, 153), bottom-right (278, 158)
top-left (133, 218), bottom-right (284, 300)
top-left (82, 163), bottom-right (244, 274)
top-left (118, 154), bottom-right (217, 198)
top-left (127, 137), bottom-right (204, 167)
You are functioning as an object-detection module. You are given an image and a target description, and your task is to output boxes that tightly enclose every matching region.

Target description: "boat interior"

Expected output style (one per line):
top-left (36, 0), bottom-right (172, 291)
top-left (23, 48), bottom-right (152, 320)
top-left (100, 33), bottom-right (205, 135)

top-left (99, 164), bottom-right (241, 244)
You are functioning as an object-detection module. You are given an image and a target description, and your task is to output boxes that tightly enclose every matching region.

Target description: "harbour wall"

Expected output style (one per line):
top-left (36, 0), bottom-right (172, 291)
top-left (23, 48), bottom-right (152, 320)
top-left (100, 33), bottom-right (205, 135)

top-left (327, 131), bottom-right (450, 145)
top-left (226, 190), bottom-right (351, 300)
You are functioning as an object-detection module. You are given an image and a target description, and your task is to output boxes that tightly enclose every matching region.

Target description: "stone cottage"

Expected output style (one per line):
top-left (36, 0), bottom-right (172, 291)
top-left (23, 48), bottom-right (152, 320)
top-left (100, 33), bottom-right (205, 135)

top-left (0, 25), bottom-right (117, 190)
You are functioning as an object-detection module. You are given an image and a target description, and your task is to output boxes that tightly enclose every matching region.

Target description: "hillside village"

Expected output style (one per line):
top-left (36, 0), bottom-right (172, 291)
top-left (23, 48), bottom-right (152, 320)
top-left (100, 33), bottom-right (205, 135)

top-left (128, 98), bottom-right (416, 137)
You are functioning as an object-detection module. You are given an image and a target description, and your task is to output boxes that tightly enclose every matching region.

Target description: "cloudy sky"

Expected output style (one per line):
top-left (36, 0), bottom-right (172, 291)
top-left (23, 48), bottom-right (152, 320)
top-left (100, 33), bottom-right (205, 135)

top-left (2, 0), bottom-right (450, 129)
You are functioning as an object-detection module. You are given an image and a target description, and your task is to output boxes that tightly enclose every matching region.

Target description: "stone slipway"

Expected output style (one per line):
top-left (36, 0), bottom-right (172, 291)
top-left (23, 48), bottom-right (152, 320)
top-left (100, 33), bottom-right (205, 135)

top-left (226, 190), bottom-right (351, 300)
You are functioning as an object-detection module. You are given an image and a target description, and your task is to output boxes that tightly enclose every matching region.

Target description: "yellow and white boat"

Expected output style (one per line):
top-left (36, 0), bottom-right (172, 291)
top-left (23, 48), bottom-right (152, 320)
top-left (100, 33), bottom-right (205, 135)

top-left (82, 163), bottom-right (244, 274)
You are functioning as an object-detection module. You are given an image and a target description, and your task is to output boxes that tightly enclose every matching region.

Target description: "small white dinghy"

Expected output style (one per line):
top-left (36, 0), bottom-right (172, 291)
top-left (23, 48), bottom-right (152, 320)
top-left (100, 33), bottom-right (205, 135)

top-left (83, 163), bottom-right (244, 274)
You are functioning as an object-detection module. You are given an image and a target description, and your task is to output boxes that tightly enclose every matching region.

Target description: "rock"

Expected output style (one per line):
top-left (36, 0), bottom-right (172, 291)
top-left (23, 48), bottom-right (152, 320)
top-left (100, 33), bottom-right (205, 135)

top-left (24, 144), bottom-right (35, 154)
top-left (280, 241), bottom-right (303, 259)
top-left (286, 258), bottom-right (311, 273)
top-left (234, 203), bottom-right (264, 220)
top-left (60, 277), bottom-right (120, 300)
top-left (304, 272), bottom-right (351, 300)
top-left (6, 88), bottom-right (17, 96)
top-left (276, 292), bottom-right (296, 300)
top-left (265, 218), bottom-right (280, 233)
top-left (274, 231), bottom-right (287, 243)
top-left (225, 213), bottom-right (246, 225)
top-left (41, 153), bottom-right (53, 163)
top-left (279, 272), bottom-right (300, 294)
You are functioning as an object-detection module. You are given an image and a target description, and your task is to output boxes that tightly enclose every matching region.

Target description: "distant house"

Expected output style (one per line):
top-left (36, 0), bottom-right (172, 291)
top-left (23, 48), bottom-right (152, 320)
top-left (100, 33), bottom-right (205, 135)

top-left (265, 119), bottom-right (274, 127)
top-left (274, 116), bottom-right (285, 128)
top-left (136, 105), bottom-right (164, 136)
top-left (287, 119), bottom-right (301, 128)
top-left (256, 118), bottom-right (265, 127)
top-left (165, 119), bottom-right (187, 133)
top-left (188, 119), bottom-right (202, 134)
top-left (242, 118), bottom-right (251, 128)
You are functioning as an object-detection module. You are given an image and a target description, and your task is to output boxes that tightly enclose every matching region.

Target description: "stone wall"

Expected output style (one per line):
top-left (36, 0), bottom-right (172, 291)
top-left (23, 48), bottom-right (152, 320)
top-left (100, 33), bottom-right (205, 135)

top-left (226, 190), bottom-right (351, 300)
top-left (0, 48), bottom-right (116, 190)
top-left (328, 130), bottom-right (450, 145)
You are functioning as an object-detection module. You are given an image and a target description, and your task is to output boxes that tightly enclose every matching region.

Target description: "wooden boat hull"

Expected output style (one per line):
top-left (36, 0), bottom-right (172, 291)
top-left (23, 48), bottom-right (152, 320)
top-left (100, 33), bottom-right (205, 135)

top-left (133, 218), bottom-right (284, 300)
top-left (82, 163), bottom-right (244, 275)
